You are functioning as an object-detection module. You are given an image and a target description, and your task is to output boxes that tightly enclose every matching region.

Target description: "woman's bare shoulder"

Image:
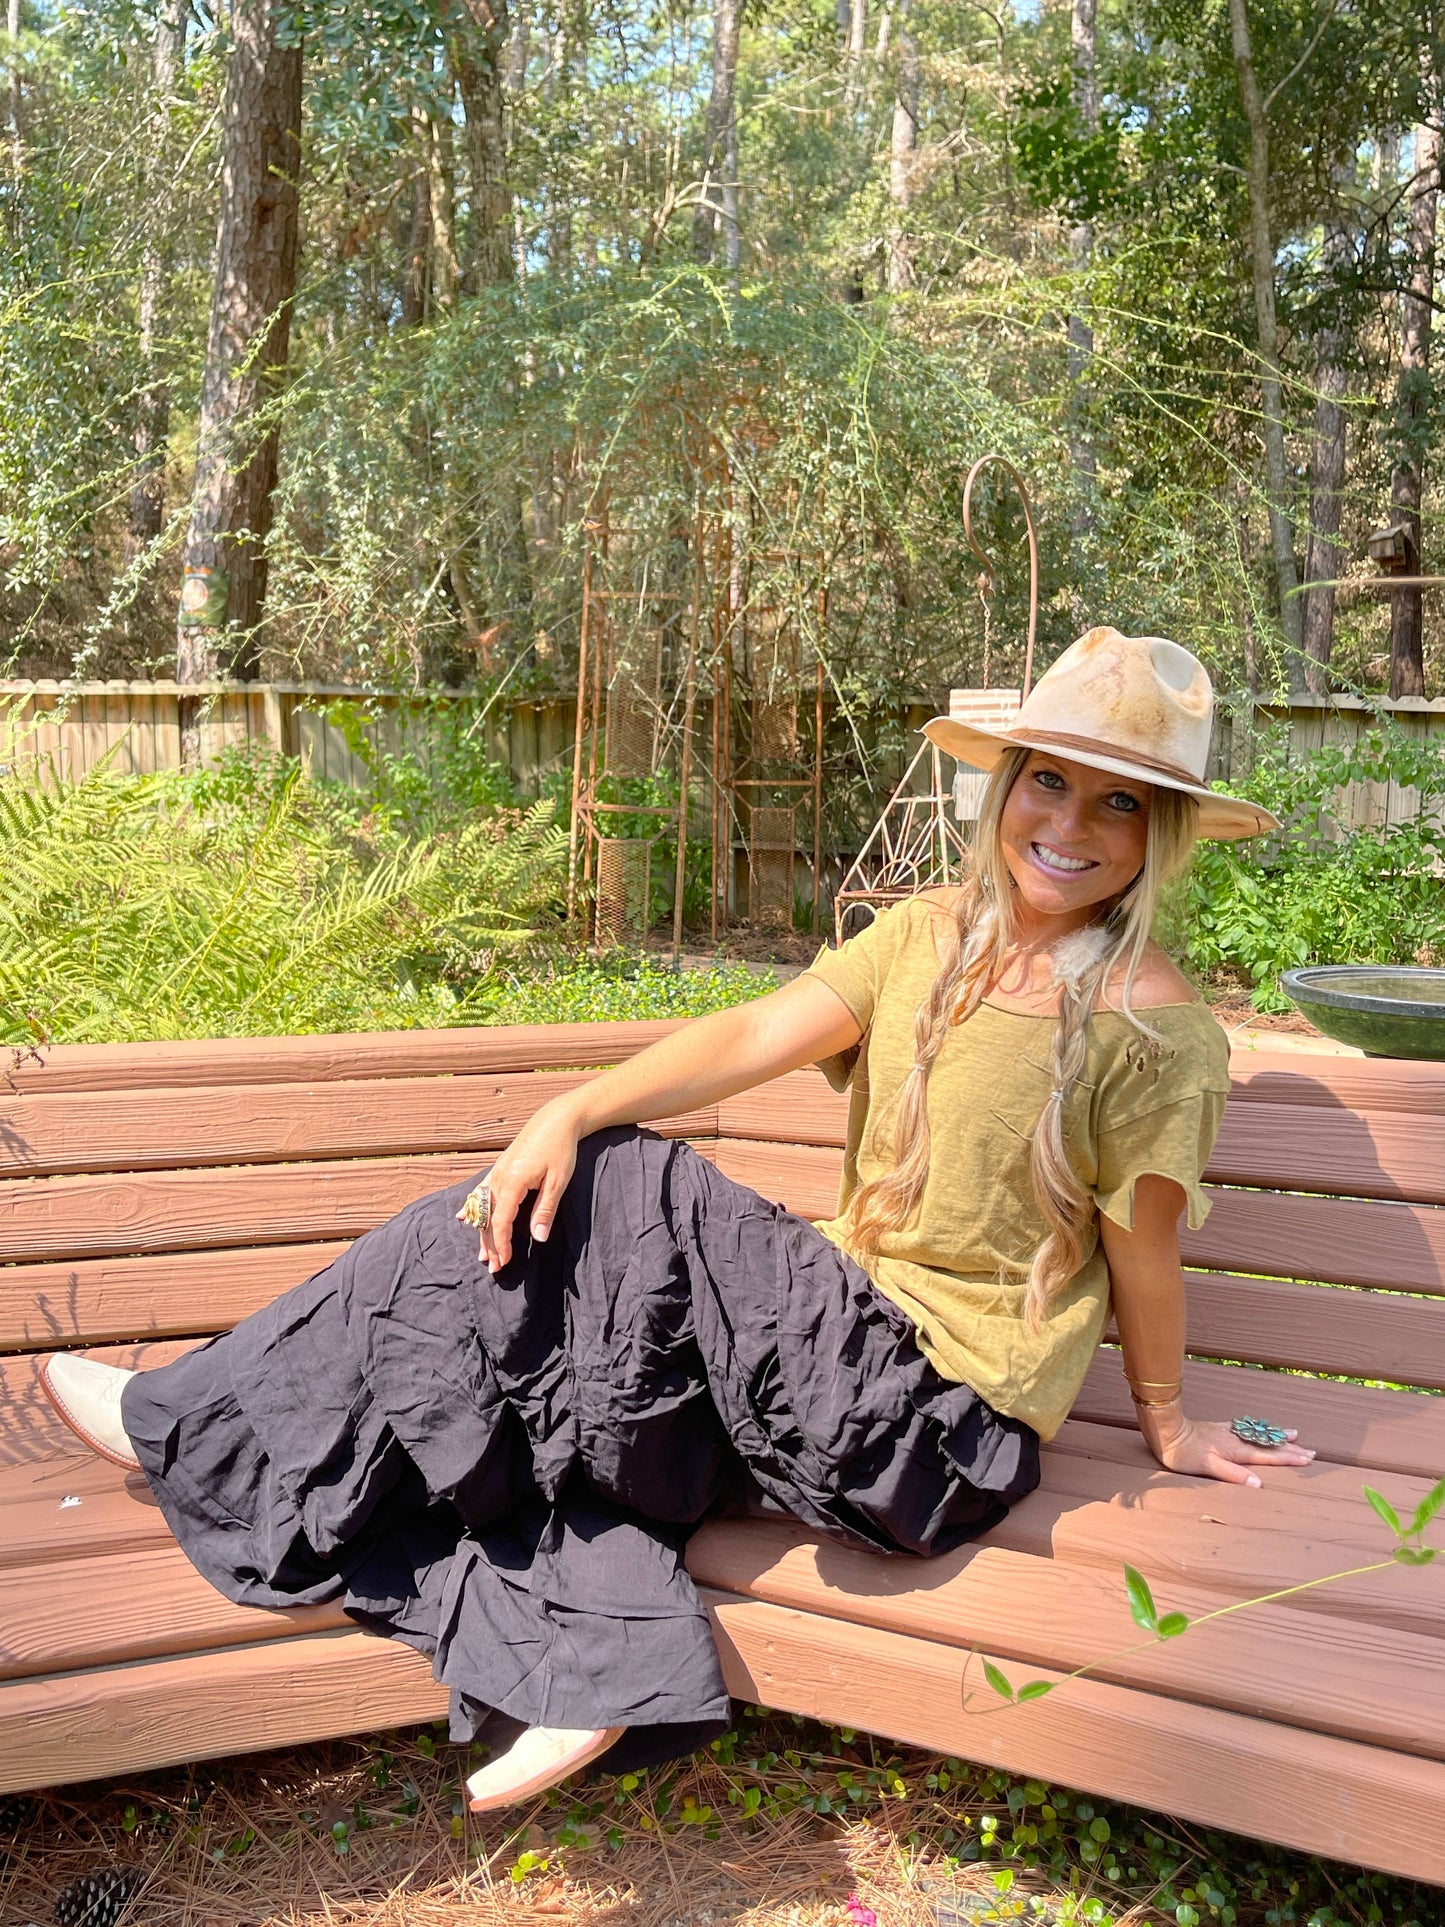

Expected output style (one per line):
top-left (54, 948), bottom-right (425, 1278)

top-left (1102, 942), bottom-right (1198, 1010)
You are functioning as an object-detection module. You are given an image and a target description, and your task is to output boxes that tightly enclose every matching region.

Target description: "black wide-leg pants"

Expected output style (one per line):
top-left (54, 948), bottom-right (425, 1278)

top-left (123, 1128), bottom-right (1040, 1769)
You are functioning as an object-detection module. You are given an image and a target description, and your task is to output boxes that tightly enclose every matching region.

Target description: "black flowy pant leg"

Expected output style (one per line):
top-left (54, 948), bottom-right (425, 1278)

top-left (120, 1129), bottom-right (737, 1751)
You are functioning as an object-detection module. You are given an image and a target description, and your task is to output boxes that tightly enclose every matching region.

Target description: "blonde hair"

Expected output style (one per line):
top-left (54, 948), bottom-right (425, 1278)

top-left (845, 747), bottom-right (1199, 1330)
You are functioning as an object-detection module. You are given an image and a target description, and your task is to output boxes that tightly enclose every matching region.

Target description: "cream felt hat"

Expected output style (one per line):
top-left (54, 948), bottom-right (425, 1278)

top-left (922, 626), bottom-right (1279, 841)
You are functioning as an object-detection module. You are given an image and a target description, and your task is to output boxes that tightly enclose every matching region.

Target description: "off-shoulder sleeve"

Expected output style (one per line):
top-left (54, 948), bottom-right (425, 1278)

top-left (1092, 1011), bottom-right (1231, 1232)
top-left (803, 901), bottom-right (912, 1091)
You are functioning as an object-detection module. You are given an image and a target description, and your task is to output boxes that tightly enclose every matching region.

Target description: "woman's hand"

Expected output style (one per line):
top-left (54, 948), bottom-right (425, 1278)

top-left (470, 1093), bottom-right (586, 1271)
top-left (1141, 1410), bottom-right (1316, 1487)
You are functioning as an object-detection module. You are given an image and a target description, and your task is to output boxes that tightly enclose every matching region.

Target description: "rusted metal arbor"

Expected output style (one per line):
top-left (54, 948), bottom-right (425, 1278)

top-left (566, 507), bottom-right (827, 951)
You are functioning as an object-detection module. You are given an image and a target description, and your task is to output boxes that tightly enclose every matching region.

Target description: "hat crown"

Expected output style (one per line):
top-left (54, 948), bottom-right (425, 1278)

top-left (1014, 626), bottom-right (1214, 785)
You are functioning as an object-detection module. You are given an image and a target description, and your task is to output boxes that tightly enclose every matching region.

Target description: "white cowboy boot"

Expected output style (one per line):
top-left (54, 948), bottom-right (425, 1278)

top-left (466, 1725), bottom-right (626, 1811)
top-left (39, 1355), bottom-right (141, 1469)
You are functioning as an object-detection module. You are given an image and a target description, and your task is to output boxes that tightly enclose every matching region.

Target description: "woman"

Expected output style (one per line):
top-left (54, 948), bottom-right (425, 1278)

top-left (41, 626), bottom-right (1314, 1812)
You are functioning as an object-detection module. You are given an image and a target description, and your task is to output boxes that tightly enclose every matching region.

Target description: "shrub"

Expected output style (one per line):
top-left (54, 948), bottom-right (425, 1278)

top-left (1185, 723), bottom-right (1445, 1010)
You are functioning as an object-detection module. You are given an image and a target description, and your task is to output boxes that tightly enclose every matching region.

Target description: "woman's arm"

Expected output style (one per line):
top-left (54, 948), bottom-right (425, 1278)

top-left (474, 973), bottom-right (863, 1269)
top-left (1101, 1175), bottom-right (1315, 1485)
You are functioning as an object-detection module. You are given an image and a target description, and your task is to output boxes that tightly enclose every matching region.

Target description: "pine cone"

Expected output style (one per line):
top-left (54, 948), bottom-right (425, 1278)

top-left (52, 1868), bottom-right (137, 1927)
top-left (0, 1793), bottom-right (38, 1835)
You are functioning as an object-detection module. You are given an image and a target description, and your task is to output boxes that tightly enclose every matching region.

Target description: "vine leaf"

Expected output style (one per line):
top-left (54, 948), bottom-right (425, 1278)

top-left (982, 1659), bottom-right (1015, 1702)
top-left (1016, 1681), bottom-right (1054, 1701)
top-left (1410, 1478), bottom-right (1445, 1538)
top-left (1123, 1564), bottom-right (1158, 1632)
top-left (1156, 1611), bottom-right (1190, 1639)
top-left (1364, 1487), bottom-right (1402, 1536)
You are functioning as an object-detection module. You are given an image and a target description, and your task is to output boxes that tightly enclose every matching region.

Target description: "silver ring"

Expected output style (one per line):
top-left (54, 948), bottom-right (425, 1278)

top-left (472, 1180), bottom-right (493, 1230)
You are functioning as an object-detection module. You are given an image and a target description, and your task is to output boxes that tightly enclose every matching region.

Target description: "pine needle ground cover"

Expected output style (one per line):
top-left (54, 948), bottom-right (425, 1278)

top-left (0, 745), bottom-right (768, 1047)
top-left (0, 1713), bottom-right (1435, 1927)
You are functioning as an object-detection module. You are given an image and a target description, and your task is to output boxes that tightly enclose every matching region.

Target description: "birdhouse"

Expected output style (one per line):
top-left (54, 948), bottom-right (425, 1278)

top-left (1367, 524), bottom-right (1412, 572)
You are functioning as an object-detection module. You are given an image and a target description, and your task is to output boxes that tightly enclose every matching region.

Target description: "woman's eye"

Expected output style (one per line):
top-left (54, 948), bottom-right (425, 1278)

top-left (1034, 769), bottom-right (1065, 790)
top-left (1108, 792), bottom-right (1142, 813)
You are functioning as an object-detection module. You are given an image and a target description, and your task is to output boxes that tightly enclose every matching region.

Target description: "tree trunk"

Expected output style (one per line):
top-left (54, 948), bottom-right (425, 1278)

top-left (1067, 0), bottom-right (1098, 522)
top-left (175, 0), bottom-right (301, 736)
top-left (1227, 0), bottom-right (1303, 668)
top-left (843, 0), bottom-right (866, 105)
top-left (1389, 110), bottom-right (1441, 699)
top-left (420, 100), bottom-right (461, 311)
top-left (127, 0), bottom-right (188, 561)
top-left (1300, 204), bottom-right (1351, 693)
top-left (692, 0), bottom-right (739, 265)
top-left (450, 0), bottom-right (512, 292)
top-left (7, 0), bottom-right (22, 181)
top-left (401, 147), bottom-right (431, 325)
top-left (886, 0), bottom-right (917, 294)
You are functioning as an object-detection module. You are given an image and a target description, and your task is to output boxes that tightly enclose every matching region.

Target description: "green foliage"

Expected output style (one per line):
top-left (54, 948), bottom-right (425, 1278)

top-left (1184, 724), bottom-right (1445, 1009)
top-left (0, 741), bottom-right (568, 1043)
top-left (471, 953), bottom-right (773, 1026)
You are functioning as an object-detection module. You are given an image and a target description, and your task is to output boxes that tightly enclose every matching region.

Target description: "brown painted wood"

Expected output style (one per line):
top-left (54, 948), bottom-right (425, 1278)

top-left (0, 1543), bottom-right (348, 1679)
top-left (1177, 1271), bottom-right (1445, 1389)
top-left (688, 1519), bottom-right (1445, 1757)
top-left (0, 1243), bottom-right (349, 1352)
top-left (703, 1593), bottom-right (1445, 1885)
top-left (0, 1454), bottom-right (175, 1570)
top-left (709, 1138), bottom-right (842, 1220)
top-left (1180, 1186), bottom-right (1445, 1292)
top-left (0, 1072), bottom-right (617, 1179)
top-left (1227, 1049), bottom-right (1445, 1118)
top-left (1207, 1099), bottom-right (1445, 1204)
top-left (0, 1153), bottom-right (485, 1265)
top-left (991, 1448), bottom-right (1445, 1640)
top-left (0, 1626), bottom-right (448, 1794)
top-left (719, 1070), bottom-right (849, 1147)
top-left (1074, 1349), bottom-right (1445, 1480)
top-left (0, 1020), bottom-right (684, 1096)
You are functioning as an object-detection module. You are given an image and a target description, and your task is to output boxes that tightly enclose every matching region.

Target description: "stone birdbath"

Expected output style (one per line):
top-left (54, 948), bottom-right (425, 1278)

top-left (1281, 965), bottom-right (1445, 1060)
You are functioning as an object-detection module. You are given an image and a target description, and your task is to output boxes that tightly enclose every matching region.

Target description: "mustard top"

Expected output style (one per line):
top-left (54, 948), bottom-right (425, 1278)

top-left (804, 898), bottom-right (1231, 1441)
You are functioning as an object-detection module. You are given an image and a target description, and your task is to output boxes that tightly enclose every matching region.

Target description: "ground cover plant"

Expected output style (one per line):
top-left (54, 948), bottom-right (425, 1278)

top-left (2, 1711), bottom-right (1438, 1927)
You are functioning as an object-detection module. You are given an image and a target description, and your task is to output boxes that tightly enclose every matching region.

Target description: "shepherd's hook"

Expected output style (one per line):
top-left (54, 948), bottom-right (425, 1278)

top-left (961, 455), bottom-right (1039, 698)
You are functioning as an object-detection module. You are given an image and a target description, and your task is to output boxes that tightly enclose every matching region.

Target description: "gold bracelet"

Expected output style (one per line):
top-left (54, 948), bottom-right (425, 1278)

top-left (1128, 1387), bottom-right (1182, 1409)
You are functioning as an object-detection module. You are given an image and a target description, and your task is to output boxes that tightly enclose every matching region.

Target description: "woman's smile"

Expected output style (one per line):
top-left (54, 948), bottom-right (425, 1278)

top-left (1028, 841), bottom-right (1099, 876)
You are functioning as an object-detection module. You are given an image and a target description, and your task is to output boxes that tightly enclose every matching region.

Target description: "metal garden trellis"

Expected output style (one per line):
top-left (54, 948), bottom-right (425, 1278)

top-left (831, 455), bottom-right (1040, 943)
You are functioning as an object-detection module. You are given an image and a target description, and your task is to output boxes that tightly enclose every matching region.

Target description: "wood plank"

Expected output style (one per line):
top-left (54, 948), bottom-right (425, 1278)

top-left (1207, 1100), bottom-right (1445, 1204)
top-left (0, 1070), bottom-right (713, 1179)
top-left (1073, 1350), bottom-right (1445, 1483)
top-left (689, 1519), bottom-right (1445, 1758)
top-left (0, 1020), bottom-right (687, 1096)
top-left (0, 1452), bottom-right (175, 1569)
top-left (0, 1543), bottom-right (348, 1680)
top-left (0, 1626), bottom-right (448, 1794)
top-left (1177, 1271), bottom-right (1445, 1389)
top-left (1181, 1186), bottom-right (1445, 1292)
top-left (709, 1138), bottom-right (842, 1220)
top-left (719, 1070), bottom-right (848, 1147)
top-left (1228, 1048), bottom-right (1445, 1118)
top-left (0, 1116), bottom-right (708, 1265)
top-left (0, 1243), bottom-right (350, 1351)
top-left (0, 1153), bottom-right (487, 1265)
top-left (703, 1594), bottom-right (1445, 1885)
top-left (992, 1446), bottom-right (1445, 1639)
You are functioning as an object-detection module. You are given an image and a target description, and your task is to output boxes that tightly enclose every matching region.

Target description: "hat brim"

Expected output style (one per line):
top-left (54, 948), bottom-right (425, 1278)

top-left (922, 717), bottom-right (1280, 842)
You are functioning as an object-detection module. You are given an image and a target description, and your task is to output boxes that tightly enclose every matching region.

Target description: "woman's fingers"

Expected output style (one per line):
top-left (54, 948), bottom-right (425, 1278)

top-left (529, 1157), bottom-right (574, 1245)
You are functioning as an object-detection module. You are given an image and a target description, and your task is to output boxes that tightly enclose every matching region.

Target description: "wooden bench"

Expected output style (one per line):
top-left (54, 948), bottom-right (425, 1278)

top-left (2, 1022), bottom-right (1444, 1885)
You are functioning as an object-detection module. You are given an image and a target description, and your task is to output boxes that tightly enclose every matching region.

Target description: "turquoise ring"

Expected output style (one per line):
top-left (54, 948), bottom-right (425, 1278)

top-left (1231, 1415), bottom-right (1290, 1448)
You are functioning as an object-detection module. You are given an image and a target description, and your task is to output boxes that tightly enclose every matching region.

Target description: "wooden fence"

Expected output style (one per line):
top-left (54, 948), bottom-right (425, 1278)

top-left (0, 681), bottom-right (576, 797)
top-left (4, 680), bottom-right (1445, 835)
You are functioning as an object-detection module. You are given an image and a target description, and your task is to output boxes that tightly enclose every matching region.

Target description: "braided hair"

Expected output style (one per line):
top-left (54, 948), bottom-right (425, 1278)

top-left (844, 746), bottom-right (1200, 1330)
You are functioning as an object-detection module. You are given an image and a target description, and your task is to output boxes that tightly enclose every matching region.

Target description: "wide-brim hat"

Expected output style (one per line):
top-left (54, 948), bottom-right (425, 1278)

top-left (922, 626), bottom-right (1279, 841)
